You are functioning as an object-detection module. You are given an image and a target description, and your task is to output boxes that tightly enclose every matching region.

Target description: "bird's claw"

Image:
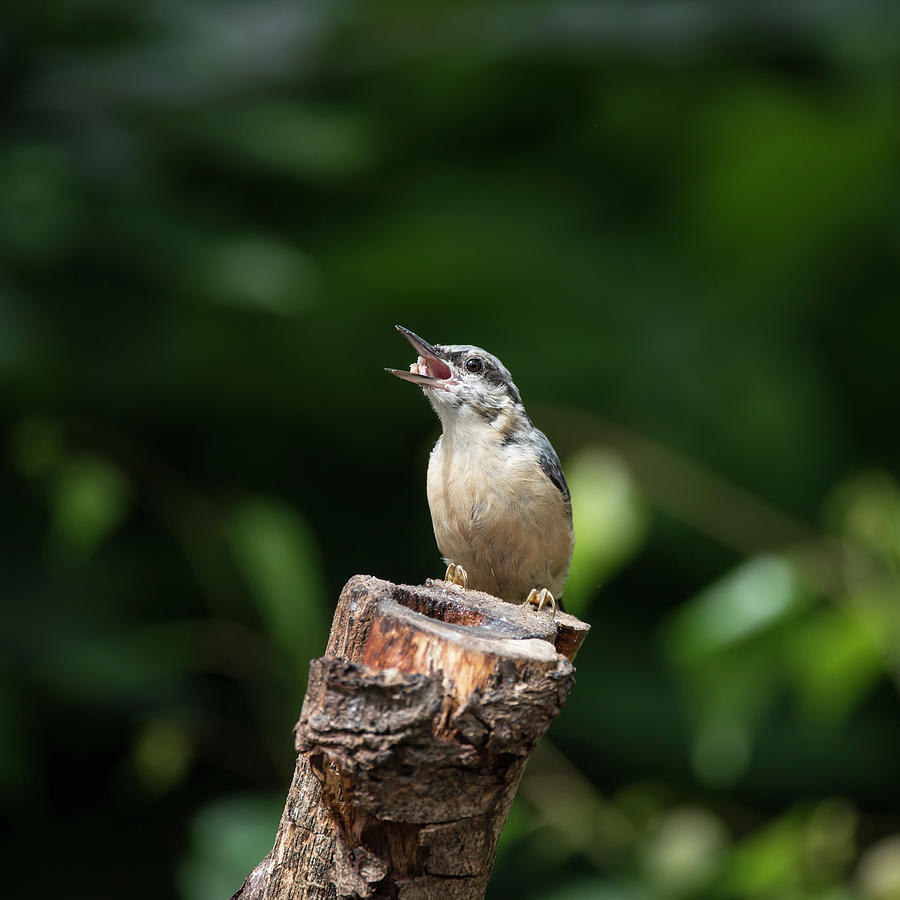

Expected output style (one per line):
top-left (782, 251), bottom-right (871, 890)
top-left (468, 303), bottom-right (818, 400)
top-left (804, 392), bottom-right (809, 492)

top-left (522, 588), bottom-right (557, 615)
top-left (444, 563), bottom-right (468, 589)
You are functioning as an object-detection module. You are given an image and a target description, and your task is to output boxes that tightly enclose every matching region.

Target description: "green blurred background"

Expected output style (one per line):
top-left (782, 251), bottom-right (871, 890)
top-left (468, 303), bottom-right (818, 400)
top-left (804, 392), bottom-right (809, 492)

top-left (3, 1), bottom-right (900, 898)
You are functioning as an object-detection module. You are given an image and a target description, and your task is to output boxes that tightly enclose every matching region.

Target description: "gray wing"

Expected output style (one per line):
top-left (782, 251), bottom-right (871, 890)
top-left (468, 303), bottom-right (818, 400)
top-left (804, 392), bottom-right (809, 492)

top-left (535, 430), bottom-right (572, 513)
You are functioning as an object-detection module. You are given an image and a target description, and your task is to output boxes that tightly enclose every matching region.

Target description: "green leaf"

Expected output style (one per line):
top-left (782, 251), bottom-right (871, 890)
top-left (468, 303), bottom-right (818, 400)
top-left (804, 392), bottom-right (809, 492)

top-left (228, 497), bottom-right (328, 671)
top-left (785, 605), bottom-right (887, 723)
top-left (720, 801), bottom-right (857, 897)
top-left (826, 470), bottom-right (900, 567)
top-left (720, 814), bottom-right (806, 896)
top-left (49, 455), bottom-right (132, 560)
top-left (641, 805), bottom-right (729, 895)
top-left (663, 556), bottom-right (814, 787)
top-left (664, 556), bottom-right (808, 663)
top-left (858, 835), bottom-right (900, 900)
top-left (563, 448), bottom-right (648, 616)
top-left (178, 793), bottom-right (283, 900)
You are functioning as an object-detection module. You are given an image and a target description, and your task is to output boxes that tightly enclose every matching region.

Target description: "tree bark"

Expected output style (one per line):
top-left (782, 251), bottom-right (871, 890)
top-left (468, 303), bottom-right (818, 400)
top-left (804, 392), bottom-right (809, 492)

top-left (233, 574), bottom-right (589, 900)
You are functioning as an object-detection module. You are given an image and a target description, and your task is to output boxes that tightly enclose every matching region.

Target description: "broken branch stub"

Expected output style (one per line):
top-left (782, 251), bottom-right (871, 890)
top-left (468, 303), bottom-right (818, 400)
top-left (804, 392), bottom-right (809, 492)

top-left (233, 575), bottom-right (589, 900)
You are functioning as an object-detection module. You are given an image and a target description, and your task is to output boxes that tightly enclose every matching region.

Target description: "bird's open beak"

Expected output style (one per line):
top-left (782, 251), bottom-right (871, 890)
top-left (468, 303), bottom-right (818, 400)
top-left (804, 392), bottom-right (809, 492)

top-left (386, 325), bottom-right (453, 386)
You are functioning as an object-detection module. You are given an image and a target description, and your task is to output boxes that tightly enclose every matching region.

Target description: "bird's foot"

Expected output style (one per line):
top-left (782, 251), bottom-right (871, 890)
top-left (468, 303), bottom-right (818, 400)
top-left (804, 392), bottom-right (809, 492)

top-left (444, 562), bottom-right (468, 589)
top-left (521, 588), bottom-right (557, 615)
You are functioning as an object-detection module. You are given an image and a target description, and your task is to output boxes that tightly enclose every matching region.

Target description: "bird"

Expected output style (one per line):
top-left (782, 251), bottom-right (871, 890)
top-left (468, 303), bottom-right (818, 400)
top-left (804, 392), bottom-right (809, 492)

top-left (387, 325), bottom-right (574, 614)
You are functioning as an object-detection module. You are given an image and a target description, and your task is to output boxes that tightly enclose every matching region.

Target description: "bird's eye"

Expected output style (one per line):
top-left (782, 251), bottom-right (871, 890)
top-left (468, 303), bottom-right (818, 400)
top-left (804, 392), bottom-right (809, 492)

top-left (465, 357), bottom-right (483, 373)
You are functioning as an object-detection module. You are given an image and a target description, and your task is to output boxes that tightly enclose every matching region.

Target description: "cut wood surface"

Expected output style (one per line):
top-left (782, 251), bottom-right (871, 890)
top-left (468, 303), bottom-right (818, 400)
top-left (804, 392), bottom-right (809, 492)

top-left (233, 575), bottom-right (590, 900)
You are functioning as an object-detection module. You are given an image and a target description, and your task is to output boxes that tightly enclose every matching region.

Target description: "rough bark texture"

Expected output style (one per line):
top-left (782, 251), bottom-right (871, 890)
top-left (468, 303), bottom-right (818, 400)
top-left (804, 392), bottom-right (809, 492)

top-left (233, 575), bottom-right (589, 900)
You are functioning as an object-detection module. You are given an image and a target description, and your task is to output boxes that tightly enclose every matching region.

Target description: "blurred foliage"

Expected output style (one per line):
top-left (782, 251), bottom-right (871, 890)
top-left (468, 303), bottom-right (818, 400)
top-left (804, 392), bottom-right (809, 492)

top-left (1, 0), bottom-right (899, 898)
top-left (178, 793), bottom-right (285, 900)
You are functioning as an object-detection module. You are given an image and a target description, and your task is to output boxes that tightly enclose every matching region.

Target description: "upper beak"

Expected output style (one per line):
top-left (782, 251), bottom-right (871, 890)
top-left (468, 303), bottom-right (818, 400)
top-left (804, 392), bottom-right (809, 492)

top-left (386, 325), bottom-right (453, 385)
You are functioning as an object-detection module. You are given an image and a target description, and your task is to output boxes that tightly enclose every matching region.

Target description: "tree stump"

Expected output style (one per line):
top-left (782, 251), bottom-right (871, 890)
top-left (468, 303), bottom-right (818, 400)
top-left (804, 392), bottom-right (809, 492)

top-left (233, 575), bottom-right (590, 900)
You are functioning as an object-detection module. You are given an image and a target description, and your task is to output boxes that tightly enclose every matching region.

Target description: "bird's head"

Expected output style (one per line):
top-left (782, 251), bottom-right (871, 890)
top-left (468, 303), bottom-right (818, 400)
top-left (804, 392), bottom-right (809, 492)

top-left (387, 325), bottom-right (524, 428)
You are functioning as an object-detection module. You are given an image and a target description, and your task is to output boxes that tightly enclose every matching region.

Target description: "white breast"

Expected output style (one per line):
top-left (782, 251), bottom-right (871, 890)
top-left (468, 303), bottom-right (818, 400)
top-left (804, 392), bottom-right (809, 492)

top-left (426, 419), bottom-right (573, 603)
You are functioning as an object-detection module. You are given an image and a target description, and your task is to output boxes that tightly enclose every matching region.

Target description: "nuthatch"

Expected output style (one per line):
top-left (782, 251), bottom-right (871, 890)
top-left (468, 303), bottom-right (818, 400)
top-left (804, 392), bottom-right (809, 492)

top-left (387, 325), bottom-right (574, 614)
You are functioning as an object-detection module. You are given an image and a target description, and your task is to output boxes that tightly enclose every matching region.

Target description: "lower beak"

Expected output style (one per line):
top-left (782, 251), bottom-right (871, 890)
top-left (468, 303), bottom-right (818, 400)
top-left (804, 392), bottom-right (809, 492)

top-left (386, 325), bottom-right (452, 385)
